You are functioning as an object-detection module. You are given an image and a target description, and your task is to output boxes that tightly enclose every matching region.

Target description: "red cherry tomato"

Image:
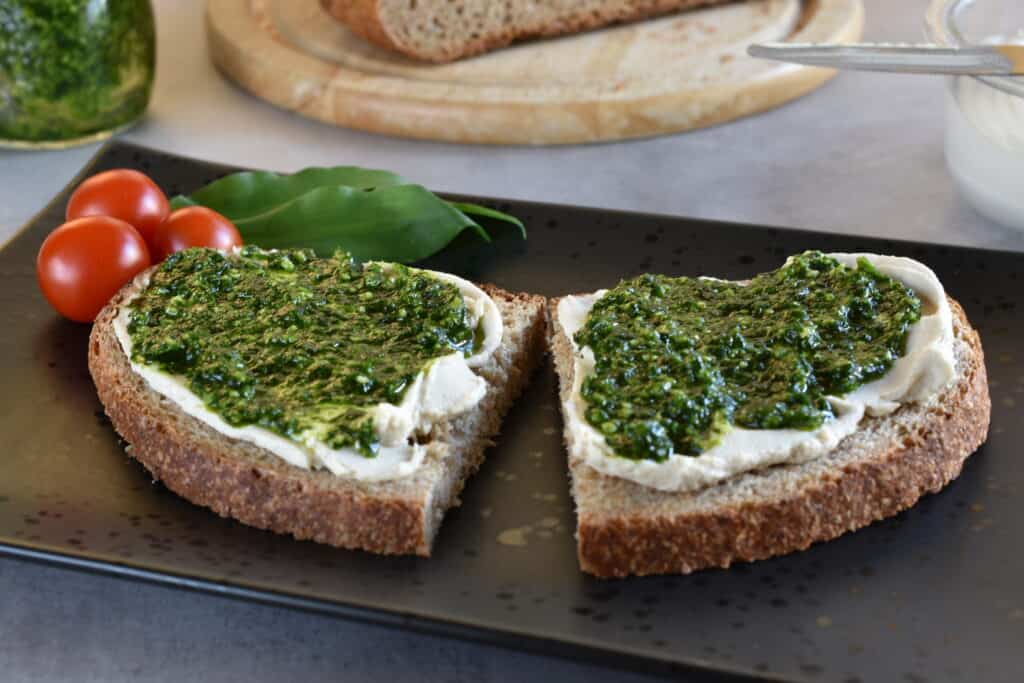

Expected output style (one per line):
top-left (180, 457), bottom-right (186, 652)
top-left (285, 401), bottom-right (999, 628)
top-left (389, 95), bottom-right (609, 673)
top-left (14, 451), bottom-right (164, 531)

top-left (153, 207), bottom-right (243, 261)
top-left (65, 169), bottom-right (170, 247)
top-left (37, 216), bottom-right (151, 323)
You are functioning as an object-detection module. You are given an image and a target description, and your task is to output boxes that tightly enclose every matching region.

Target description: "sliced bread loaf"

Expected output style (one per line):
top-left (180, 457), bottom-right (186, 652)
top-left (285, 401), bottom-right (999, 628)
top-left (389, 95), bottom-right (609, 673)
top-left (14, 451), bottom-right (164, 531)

top-left (549, 295), bottom-right (990, 578)
top-left (90, 272), bottom-right (547, 556)
top-left (321, 0), bottom-right (734, 63)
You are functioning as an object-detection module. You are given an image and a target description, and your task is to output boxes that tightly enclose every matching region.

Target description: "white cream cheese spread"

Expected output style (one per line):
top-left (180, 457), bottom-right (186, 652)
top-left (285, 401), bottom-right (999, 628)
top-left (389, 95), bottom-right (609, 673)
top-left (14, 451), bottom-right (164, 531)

top-left (557, 253), bottom-right (956, 492)
top-left (114, 260), bottom-right (503, 482)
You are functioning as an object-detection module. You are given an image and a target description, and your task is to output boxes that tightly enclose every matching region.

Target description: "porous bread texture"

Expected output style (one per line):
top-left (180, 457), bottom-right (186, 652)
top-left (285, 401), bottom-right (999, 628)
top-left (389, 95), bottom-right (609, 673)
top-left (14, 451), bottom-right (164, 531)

top-left (89, 269), bottom-right (547, 556)
top-left (321, 0), bottom-right (734, 62)
top-left (549, 295), bottom-right (990, 578)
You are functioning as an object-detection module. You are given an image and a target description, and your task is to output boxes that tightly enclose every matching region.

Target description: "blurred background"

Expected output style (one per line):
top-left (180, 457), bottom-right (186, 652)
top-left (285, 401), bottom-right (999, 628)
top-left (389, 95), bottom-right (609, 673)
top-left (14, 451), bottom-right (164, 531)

top-left (2, 0), bottom-right (1022, 252)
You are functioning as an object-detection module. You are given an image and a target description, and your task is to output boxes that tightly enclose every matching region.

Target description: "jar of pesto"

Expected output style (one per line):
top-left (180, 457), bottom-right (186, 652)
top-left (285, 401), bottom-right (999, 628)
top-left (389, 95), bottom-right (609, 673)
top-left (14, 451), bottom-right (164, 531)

top-left (0, 0), bottom-right (156, 149)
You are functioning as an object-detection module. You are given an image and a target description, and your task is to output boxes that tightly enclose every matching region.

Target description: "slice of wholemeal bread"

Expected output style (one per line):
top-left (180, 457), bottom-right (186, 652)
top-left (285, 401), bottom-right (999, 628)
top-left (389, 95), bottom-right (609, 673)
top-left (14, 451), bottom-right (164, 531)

top-left (321, 0), bottom-right (734, 63)
top-left (89, 271), bottom-right (547, 556)
top-left (549, 296), bottom-right (990, 577)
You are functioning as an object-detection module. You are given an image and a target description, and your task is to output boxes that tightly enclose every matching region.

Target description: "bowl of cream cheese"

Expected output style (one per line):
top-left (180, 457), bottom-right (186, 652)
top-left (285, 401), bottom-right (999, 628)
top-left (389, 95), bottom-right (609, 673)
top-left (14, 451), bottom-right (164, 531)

top-left (927, 0), bottom-right (1024, 230)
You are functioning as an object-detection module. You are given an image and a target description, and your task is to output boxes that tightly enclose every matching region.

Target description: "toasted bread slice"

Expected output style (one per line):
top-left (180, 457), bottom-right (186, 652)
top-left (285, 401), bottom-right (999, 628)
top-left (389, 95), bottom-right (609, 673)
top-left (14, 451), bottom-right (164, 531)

top-left (89, 272), bottom-right (547, 556)
top-left (549, 295), bottom-right (990, 578)
top-left (321, 0), bottom-right (733, 63)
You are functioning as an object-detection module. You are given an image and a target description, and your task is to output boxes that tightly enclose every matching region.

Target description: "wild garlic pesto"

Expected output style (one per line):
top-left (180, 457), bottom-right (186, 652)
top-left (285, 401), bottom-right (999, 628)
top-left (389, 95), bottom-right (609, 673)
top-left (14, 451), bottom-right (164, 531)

top-left (574, 252), bottom-right (923, 462)
top-left (0, 0), bottom-right (155, 143)
top-left (126, 247), bottom-right (481, 457)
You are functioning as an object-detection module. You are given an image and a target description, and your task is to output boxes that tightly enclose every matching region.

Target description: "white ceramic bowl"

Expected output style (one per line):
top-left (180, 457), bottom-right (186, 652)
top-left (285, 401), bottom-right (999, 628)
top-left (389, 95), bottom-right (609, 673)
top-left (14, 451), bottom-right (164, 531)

top-left (927, 0), bottom-right (1024, 230)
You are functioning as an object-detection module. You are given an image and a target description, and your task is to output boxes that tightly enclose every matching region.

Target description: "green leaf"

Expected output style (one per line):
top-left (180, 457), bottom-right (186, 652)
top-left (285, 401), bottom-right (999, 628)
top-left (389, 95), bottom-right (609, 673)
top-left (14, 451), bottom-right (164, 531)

top-left (168, 167), bottom-right (408, 219)
top-left (448, 202), bottom-right (526, 239)
top-left (231, 184), bottom-right (490, 263)
top-left (169, 166), bottom-right (525, 264)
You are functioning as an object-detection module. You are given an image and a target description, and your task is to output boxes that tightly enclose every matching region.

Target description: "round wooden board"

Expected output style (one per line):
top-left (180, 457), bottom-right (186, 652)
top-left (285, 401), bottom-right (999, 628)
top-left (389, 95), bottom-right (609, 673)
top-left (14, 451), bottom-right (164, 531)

top-left (207, 0), bottom-right (864, 145)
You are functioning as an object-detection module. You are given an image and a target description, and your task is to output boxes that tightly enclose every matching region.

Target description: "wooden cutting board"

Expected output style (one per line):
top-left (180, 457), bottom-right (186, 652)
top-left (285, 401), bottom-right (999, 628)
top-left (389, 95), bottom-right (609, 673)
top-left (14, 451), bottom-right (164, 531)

top-left (207, 0), bottom-right (863, 145)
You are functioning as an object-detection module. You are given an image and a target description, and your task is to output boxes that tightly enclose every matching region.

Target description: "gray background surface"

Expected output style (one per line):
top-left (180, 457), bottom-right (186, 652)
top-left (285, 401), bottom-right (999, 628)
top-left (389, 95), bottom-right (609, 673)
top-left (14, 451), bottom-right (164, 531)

top-left (2, 1), bottom-right (1021, 681)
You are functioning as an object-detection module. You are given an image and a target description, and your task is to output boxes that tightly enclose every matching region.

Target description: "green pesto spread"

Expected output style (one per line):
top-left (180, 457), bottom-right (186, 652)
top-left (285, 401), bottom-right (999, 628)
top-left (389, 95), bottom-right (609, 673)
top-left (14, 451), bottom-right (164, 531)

top-left (0, 0), bottom-right (155, 142)
top-left (126, 247), bottom-right (478, 457)
top-left (575, 252), bottom-right (922, 462)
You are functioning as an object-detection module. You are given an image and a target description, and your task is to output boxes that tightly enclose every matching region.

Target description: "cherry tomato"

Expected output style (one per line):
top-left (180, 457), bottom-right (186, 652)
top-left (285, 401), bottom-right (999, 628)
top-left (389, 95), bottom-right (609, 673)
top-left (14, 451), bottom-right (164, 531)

top-left (37, 216), bottom-right (151, 323)
top-left (65, 169), bottom-right (170, 247)
top-left (153, 207), bottom-right (243, 261)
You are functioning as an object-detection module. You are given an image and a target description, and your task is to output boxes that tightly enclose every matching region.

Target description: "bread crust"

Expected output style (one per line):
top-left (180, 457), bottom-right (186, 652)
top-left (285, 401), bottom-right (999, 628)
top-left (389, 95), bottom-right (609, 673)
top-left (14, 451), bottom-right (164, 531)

top-left (89, 271), bottom-right (547, 557)
top-left (321, 0), bottom-right (734, 63)
top-left (549, 295), bottom-right (991, 578)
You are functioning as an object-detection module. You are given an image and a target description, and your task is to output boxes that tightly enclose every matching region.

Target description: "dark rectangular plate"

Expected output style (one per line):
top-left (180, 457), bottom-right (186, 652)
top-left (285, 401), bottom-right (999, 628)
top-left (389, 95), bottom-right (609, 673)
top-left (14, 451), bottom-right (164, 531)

top-left (2, 142), bottom-right (1021, 683)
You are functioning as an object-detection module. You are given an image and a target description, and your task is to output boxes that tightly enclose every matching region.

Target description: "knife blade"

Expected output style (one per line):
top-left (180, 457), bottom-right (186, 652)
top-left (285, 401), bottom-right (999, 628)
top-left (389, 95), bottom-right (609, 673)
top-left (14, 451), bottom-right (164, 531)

top-left (748, 42), bottom-right (1024, 76)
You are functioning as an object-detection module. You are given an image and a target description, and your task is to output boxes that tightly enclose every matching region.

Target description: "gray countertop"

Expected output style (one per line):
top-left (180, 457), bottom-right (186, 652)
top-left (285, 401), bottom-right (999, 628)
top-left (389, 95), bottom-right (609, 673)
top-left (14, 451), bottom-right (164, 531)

top-left (1, 1), bottom-right (1020, 681)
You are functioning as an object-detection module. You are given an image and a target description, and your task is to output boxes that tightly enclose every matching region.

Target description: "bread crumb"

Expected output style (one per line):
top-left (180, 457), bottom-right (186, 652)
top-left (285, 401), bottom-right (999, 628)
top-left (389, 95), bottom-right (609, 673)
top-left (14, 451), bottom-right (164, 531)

top-left (497, 526), bottom-right (531, 546)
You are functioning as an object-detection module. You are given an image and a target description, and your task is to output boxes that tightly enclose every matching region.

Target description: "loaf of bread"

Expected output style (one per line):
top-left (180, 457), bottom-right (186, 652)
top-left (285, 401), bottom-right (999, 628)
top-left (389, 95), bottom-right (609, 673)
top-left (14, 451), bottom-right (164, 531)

top-left (321, 0), bottom-right (734, 62)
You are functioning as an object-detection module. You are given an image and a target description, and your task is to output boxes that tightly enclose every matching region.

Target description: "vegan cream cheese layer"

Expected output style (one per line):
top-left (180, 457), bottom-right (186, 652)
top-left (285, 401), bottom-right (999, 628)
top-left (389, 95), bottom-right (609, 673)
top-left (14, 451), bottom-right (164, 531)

top-left (557, 252), bottom-right (956, 492)
top-left (114, 246), bottom-right (503, 481)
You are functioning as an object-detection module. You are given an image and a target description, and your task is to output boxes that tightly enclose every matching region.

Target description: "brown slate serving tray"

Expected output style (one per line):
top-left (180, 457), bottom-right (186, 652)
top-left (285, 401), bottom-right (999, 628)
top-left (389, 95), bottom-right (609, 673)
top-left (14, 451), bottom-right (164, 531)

top-left (1, 142), bottom-right (1021, 682)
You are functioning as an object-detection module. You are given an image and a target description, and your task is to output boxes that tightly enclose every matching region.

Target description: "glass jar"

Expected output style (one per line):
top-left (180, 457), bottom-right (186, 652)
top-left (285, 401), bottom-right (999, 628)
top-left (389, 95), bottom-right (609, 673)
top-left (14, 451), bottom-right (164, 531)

top-left (0, 0), bottom-right (156, 150)
top-left (927, 0), bottom-right (1024, 230)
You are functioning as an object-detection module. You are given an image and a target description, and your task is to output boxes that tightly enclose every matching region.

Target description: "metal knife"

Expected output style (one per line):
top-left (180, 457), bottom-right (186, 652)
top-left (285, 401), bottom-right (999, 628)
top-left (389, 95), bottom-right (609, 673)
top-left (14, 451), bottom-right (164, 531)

top-left (748, 42), bottom-right (1024, 76)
